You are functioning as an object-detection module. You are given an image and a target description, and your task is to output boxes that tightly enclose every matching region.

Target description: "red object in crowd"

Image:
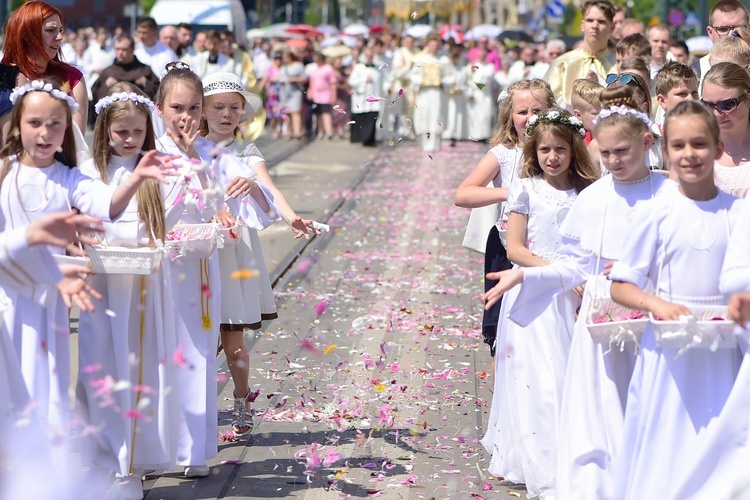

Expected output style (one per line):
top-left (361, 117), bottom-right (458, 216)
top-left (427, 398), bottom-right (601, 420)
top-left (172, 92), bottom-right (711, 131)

top-left (286, 24), bottom-right (324, 39)
top-left (439, 24), bottom-right (465, 43)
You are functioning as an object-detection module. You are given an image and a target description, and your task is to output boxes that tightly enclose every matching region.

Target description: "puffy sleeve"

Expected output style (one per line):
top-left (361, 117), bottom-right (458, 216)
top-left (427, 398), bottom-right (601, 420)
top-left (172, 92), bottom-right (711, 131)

top-left (506, 177), bottom-right (529, 215)
top-left (0, 227), bottom-right (62, 304)
top-left (65, 165), bottom-right (117, 221)
top-left (609, 207), bottom-right (660, 290)
top-left (720, 198), bottom-right (750, 295)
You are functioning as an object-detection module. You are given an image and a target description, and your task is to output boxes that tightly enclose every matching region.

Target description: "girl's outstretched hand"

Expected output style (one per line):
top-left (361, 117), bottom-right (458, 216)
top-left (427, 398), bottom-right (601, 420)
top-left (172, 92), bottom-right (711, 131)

top-left (482, 268), bottom-right (524, 310)
top-left (56, 264), bottom-right (102, 312)
top-left (647, 297), bottom-right (692, 321)
top-left (728, 293), bottom-right (750, 327)
top-left (290, 217), bottom-right (318, 240)
top-left (133, 151), bottom-right (180, 185)
top-left (214, 209), bottom-right (236, 228)
top-left (225, 176), bottom-right (256, 198)
top-left (167, 116), bottom-right (201, 158)
top-left (27, 212), bottom-right (103, 254)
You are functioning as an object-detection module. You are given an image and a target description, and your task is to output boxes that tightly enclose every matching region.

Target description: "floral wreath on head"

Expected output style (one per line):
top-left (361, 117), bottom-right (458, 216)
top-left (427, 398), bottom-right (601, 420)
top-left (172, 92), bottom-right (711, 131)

top-left (161, 61), bottom-right (192, 79)
top-left (526, 110), bottom-right (586, 138)
top-left (95, 92), bottom-right (155, 114)
top-left (10, 80), bottom-right (80, 112)
top-left (593, 105), bottom-right (652, 127)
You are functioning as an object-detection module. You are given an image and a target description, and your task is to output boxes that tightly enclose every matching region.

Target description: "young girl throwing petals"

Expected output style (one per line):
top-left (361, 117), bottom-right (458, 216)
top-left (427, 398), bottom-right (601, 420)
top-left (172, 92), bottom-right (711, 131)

top-left (483, 100), bottom-right (673, 499)
top-left (0, 79), bottom-right (173, 451)
top-left (199, 72), bottom-right (316, 437)
top-left (610, 101), bottom-right (747, 499)
top-left (76, 82), bottom-right (190, 500)
top-left (482, 109), bottom-right (599, 498)
top-left (455, 79), bottom-right (555, 357)
top-left (154, 63), bottom-right (277, 477)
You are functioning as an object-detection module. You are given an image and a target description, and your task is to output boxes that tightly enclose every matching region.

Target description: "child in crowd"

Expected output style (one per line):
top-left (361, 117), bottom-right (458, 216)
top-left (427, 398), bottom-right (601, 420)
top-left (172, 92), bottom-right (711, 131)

top-left (615, 33), bottom-right (651, 70)
top-left (0, 79), bottom-right (171, 456)
top-left (199, 72), bottom-right (315, 438)
top-left (154, 62), bottom-right (277, 478)
top-left (571, 78), bottom-right (604, 163)
top-left (482, 109), bottom-right (599, 498)
top-left (454, 79), bottom-right (554, 356)
top-left (654, 61), bottom-right (699, 125)
top-left (708, 27), bottom-right (750, 67)
top-left (610, 100), bottom-right (746, 499)
top-left (483, 100), bottom-right (671, 498)
top-left (77, 82), bottom-right (189, 499)
top-left (701, 62), bottom-right (750, 198)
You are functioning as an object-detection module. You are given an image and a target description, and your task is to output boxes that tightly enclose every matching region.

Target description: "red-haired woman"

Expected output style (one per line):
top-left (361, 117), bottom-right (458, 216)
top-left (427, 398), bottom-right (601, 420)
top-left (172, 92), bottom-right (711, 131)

top-left (1, 1), bottom-right (88, 133)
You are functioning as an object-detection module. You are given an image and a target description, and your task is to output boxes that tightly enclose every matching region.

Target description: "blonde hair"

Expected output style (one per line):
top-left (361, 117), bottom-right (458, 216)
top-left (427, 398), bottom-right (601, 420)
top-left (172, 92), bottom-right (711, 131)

top-left (703, 62), bottom-right (750, 124)
top-left (571, 79), bottom-right (603, 112)
top-left (490, 79), bottom-right (554, 148)
top-left (93, 82), bottom-right (166, 244)
top-left (521, 111), bottom-right (600, 193)
top-left (663, 100), bottom-right (720, 147)
top-left (601, 73), bottom-right (652, 115)
top-left (709, 30), bottom-right (750, 67)
top-left (0, 78), bottom-right (77, 186)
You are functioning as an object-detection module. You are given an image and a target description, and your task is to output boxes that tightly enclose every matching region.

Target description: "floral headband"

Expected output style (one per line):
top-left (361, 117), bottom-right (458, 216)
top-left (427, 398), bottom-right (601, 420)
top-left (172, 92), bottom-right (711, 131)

top-left (526, 110), bottom-right (586, 138)
top-left (95, 92), bottom-right (155, 114)
top-left (497, 90), bottom-right (509, 103)
top-left (10, 80), bottom-right (79, 112)
top-left (161, 61), bottom-right (192, 79)
top-left (593, 105), bottom-right (652, 127)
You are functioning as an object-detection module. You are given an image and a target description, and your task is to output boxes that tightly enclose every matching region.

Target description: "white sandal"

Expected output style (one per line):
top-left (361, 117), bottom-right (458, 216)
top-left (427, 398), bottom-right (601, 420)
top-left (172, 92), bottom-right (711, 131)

top-left (231, 391), bottom-right (254, 436)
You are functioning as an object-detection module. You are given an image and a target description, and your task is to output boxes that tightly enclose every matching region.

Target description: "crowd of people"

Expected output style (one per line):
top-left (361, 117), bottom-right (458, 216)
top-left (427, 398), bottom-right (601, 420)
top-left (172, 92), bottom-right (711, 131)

top-left (1, 0), bottom-right (750, 498)
top-left (453, 0), bottom-right (750, 498)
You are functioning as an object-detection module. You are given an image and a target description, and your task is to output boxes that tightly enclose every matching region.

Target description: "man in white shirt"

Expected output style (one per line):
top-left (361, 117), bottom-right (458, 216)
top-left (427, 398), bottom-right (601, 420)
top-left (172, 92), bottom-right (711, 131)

top-left (134, 16), bottom-right (178, 79)
top-left (647, 23), bottom-right (671, 78)
top-left (691, 0), bottom-right (749, 80)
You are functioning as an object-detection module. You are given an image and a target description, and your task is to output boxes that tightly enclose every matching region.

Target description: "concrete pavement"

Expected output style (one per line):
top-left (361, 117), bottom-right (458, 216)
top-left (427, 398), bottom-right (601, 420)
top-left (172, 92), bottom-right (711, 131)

top-left (139, 138), bottom-right (527, 499)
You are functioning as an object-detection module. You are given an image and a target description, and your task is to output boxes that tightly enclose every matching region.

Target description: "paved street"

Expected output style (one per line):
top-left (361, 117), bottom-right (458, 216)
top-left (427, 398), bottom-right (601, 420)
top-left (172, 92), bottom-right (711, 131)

top-left (102, 136), bottom-right (525, 499)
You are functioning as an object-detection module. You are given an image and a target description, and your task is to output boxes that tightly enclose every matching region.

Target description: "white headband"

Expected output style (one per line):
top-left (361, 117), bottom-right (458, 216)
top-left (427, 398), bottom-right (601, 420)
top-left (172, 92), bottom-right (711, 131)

top-left (593, 105), bottom-right (652, 127)
top-left (10, 80), bottom-right (79, 112)
top-left (95, 92), bottom-right (155, 114)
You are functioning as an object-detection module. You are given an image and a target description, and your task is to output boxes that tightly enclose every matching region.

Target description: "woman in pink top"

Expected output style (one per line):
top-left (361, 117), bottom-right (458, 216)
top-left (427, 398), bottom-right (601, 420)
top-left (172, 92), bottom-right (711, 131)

top-left (306, 52), bottom-right (337, 139)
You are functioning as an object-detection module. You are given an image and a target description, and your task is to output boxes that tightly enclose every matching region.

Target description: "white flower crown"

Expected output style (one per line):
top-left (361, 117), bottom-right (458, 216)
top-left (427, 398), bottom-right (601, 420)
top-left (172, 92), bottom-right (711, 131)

top-left (95, 92), bottom-right (155, 114)
top-left (526, 110), bottom-right (586, 138)
top-left (593, 105), bottom-right (652, 127)
top-left (497, 90), bottom-right (509, 103)
top-left (161, 61), bottom-right (192, 79)
top-left (10, 80), bottom-right (79, 112)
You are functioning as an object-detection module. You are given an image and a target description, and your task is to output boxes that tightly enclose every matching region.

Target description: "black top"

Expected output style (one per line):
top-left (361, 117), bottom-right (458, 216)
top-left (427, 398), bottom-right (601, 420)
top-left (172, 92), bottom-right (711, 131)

top-left (0, 64), bottom-right (20, 90)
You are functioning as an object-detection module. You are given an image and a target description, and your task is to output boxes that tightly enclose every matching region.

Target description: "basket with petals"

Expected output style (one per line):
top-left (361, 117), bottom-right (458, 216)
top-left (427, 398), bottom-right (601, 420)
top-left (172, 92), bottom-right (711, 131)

top-left (217, 222), bottom-right (241, 249)
top-left (84, 246), bottom-right (163, 275)
top-left (166, 223), bottom-right (219, 258)
top-left (585, 298), bottom-right (648, 346)
top-left (651, 305), bottom-right (736, 350)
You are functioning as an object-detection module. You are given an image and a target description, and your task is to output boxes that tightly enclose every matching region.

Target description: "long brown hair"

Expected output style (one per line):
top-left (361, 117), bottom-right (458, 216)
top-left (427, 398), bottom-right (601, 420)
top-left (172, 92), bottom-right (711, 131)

top-left (93, 82), bottom-right (165, 244)
top-left (490, 79), bottom-right (555, 149)
top-left (0, 78), bottom-right (77, 186)
top-left (521, 112), bottom-right (600, 193)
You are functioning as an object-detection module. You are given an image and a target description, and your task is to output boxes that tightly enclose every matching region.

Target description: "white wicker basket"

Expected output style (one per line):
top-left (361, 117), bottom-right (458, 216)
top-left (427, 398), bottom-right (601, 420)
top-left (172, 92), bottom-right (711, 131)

top-left (217, 222), bottom-right (241, 249)
top-left (585, 297), bottom-right (648, 346)
top-left (85, 246), bottom-right (162, 275)
top-left (166, 223), bottom-right (218, 259)
top-left (52, 254), bottom-right (92, 269)
top-left (651, 305), bottom-right (737, 350)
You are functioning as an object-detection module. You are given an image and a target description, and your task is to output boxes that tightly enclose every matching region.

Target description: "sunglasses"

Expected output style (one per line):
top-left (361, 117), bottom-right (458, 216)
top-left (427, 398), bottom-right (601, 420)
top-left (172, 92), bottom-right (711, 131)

top-left (711, 24), bottom-right (749, 36)
top-left (605, 72), bottom-right (650, 97)
top-left (701, 94), bottom-right (748, 113)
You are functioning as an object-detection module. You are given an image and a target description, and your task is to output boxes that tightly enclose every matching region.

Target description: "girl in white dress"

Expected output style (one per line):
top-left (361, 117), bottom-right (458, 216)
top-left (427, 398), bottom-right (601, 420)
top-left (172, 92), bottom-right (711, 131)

top-left (610, 101), bottom-right (747, 499)
top-left (154, 63), bottom-right (277, 477)
top-left (483, 109), bottom-right (599, 498)
top-left (702, 62), bottom-right (750, 198)
top-left (455, 79), bottom-right (555, 356)
top-left (76, 83), bottom-right (190, 500)
top-left (199, 72), bottom-right (314, 437)
top-left (0, 212), bottom-right (104, 500)
top-left (0, 79), bottom-right (173, 452)
top-left (483, 102), bottom-right (671, 499)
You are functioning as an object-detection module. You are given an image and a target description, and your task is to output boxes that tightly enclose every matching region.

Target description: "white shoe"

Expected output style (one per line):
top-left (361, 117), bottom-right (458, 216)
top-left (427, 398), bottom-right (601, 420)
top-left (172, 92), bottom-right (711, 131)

top-left (184, 464), bottom-right (210, 478)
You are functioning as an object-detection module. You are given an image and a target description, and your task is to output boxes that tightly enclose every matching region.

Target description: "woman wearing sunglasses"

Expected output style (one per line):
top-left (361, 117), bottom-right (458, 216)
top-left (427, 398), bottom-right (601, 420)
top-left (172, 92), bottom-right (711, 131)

top-left (701, 62), bottom-right (750, 198)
